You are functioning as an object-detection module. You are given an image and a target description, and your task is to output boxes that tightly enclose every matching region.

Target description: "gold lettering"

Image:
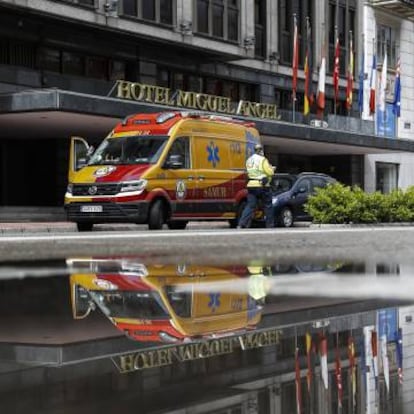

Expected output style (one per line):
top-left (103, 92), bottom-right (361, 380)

top-left (116, 80), bottom-right (132, 100)
top-left (195, 93), bottom-right (209, 110)
top-left (154, 86), bottom-right (170, 105)
top-left (143, 85), bottom-right (155, 102)
top-left (118, 354), bottom-right (135, 373)
top-left (156, 349), bottom-right (173, 366)
top-left (130, 82), bottom-right (146, 101)
top-left (176, 90), bottom-right (197, 108)
top-left (134, 353), bottom-right (149, 370)
top-left (198, 342), bottom-right (211, 358)
top-left (206, 95), bottom-right (218, 112)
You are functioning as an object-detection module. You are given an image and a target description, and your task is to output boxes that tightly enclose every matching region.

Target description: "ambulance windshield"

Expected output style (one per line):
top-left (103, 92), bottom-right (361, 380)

top-left (88, 291), bottom-right (170, 319)
top-left (88, 135), bottom-right (168, 165)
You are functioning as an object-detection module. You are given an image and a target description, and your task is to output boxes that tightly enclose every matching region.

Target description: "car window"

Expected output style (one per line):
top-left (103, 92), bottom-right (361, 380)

top-left (296, 178), bottom-right (311, 194)
top-left (311, 177), bottom-right (329, 191)
top-left (271, 176), bottom-right (294, 193)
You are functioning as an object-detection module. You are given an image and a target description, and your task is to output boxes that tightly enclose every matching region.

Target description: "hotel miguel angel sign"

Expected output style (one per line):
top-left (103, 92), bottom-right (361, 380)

top-left (111, 80), bottom-right (281, 121)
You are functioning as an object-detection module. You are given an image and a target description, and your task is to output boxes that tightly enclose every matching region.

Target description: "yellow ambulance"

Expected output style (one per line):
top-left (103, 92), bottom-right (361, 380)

top-left (68, 258), bottom-right (263, 343)
top-left (65, 111), bottom-right (261, 231)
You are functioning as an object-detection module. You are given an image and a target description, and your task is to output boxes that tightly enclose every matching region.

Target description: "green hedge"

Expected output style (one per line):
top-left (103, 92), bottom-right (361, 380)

top-left (305, 183), bottom-right (414, 224)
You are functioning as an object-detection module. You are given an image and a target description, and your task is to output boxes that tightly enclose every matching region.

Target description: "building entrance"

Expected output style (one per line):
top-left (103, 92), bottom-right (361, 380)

top-left (0, 139), bottom-right (68, 207)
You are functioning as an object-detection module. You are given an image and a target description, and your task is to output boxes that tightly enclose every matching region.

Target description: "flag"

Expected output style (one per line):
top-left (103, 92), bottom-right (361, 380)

top-left (292, 15), bottom-right (299, 101)
top-left (317, 49), bottom-right (326, 116)
top-left (358, 37), bottom-right (365, 114)
top-left (379, 52), bottom-right (387, 113)
top-left (333, 29), bottom-right (340, 106)
top-left (319, 335), bottom-right (328, 389)
top-left (335, 344), bottom-right (343, 409)
top-left (371, 330), bottom-right (379, 392)
top-left (348, 336), bottom-right (357, 409)
top-left (369, 53), bottom-right (377, 114)
top-left (395, 328), bottom-right (403, 385)
top-left (393, 57), bottom-right (401, 117)
top-left (295, 347), bottom-right (302, 414)
top-left (304, 18), bottom-right (313, 115)
top-left (381, 334), bottom-right (390, 393)
top-left (346, 33), bottom-right (354, 112)
top-left (306, 332), bottom-right (313, 394)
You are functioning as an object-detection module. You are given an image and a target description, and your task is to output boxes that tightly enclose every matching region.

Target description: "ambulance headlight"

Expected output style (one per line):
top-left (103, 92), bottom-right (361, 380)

top-left (66, 183), bottom-right (73, 194)
top-left (119, 179), bottom-right (147, 193)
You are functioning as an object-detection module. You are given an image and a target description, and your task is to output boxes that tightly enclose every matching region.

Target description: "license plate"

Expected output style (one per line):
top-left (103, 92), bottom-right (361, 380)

top-left (80, 205), bottom-right (103, 213)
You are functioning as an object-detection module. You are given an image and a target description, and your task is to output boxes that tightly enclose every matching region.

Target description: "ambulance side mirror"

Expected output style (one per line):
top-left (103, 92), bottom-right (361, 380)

top-left (164, 154), bottom-right (183, 169)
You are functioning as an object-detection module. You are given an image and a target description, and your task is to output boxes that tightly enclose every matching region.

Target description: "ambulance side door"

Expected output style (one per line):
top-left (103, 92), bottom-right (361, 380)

top-left (68, 136), bottom-right (90, 183)
top-left (162, 136), bottom-right (197, 217)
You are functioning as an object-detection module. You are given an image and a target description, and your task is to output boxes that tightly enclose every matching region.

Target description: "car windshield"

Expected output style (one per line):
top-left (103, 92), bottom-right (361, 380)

top-left (271, 176), bottom-right (296, 194)
top-left (88, 290), bottom-right (170, 319)
top-left (88, 135), bottom-right (168, 165)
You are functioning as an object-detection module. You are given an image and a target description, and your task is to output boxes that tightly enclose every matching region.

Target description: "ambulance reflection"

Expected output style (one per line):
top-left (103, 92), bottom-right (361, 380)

top-left (67, 258), bottom-right (264, 344)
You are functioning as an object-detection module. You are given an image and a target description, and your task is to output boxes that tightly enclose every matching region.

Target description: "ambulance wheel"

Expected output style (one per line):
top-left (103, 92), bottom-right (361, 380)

top-left (77, 222), bottom-right (93, 232)
top-left (167, 221), bottom-right (188, 230)
top-left (229, 200), bottom-right (247, 228)
top-left (278, 207), bottom-right (293, 228)
top-left (148, 200), bottom-right (165, 230)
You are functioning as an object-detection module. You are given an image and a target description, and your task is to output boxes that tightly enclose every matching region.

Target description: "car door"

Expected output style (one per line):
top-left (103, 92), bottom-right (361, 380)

top-left (68, 136), bottom-right (90, 183)
top-left (291, 177), bottom-right (312, 219)
top-left (161, 136), bottom-right (198, 218)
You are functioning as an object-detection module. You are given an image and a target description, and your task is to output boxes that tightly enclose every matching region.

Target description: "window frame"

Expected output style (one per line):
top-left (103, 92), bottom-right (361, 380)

top-left (121, 0), bottom-right (176, 26)
top-left (194, 0), bottom-right (240, 43)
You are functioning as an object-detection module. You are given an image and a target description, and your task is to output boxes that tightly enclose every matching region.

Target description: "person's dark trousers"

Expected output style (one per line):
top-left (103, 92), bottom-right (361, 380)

top-left (238, 187), bottom-right (274, 228)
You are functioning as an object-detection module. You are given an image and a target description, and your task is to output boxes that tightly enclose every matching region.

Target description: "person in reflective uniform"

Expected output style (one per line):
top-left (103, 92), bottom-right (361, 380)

top-left (238, 144), bottom-right (276, 228)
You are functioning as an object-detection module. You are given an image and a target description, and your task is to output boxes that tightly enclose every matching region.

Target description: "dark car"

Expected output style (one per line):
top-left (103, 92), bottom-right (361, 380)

top-left (270, 172), bottom-right (336, 227)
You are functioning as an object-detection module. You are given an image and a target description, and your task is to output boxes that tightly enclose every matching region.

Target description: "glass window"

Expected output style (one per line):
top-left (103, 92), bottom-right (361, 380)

top-left (38, 48), bottom-right (61, 72)
top-left (377, 24), bottom-right (398, 68)
top-left (122, 0), bottom-right (137, 16)
top-left (197, 0), bottom-right (210, 34)
top-left (86, 56), bottom-right (107, 79)
top-left (160, 0), bottom-right (173, 24)
top-left (62, 51), bottom-right (84, 76)
top-left (254, 0), bottom-right (266, 58)
top-left (196, 0), bottom-right (239, 42)
top-left (376, 162), bottom-right (399, 194)
top-left (109, 60), bottom-right (126, 80)
top-left (212, 1), bottom-right (224, 38)
top-left (167, 137), bottom-right (190, 169)
top-left (121, 0), bottom-right (174, 25)
top-left (142, 1), bottom-right (155, 20)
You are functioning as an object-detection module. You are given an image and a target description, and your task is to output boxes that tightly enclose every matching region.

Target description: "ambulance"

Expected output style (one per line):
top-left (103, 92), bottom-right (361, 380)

top-left (65, 111), bottom-right (261, 231)
top-left (68, 258), bottom-right (263, 343)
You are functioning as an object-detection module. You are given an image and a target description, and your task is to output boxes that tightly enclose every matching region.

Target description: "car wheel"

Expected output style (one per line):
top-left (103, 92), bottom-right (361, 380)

top-left (77, 222), bottom-right (93, 232)
top-left (278, 207), bottom-right (294, 228)
top-left (148, 200), bottom-right (165, 230)
top-left (168, 220), bottom-right (188, 230)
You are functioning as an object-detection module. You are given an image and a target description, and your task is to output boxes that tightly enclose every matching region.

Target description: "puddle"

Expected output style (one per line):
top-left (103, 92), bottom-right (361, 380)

top-left (0, 255), bottom-right (411, 413)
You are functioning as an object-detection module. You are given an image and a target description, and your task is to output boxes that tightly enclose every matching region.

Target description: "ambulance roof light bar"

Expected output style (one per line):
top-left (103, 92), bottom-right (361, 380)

top-left (180, 111), bottom-right (255, 127)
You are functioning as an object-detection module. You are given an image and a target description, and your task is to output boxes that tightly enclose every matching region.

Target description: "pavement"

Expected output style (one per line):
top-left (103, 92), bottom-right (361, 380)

top-left (0, 221), bottom-right (236, 234)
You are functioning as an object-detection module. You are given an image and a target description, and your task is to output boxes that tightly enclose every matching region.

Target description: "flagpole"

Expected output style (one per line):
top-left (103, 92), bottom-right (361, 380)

top-left (292, 14), bottom-right (298, 123)
top-left (372, 38), bottom-right (377, 135)
top-left (334, 25), bottom-right (338, 116)
top-left (334, 0), bottom-right (339, 115)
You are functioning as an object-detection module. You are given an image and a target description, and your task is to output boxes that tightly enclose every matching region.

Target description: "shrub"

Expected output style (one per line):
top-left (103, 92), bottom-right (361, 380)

top-left (305, 184), bottom-right (414, 224)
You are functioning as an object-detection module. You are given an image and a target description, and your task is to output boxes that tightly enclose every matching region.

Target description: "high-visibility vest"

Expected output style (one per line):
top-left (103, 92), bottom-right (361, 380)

top-left (246, 153), bottom-right (267, 181)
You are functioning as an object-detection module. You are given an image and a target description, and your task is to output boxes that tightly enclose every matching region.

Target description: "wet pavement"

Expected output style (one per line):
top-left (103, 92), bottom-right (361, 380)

top-left (1, 219), bottom-right (414, 413)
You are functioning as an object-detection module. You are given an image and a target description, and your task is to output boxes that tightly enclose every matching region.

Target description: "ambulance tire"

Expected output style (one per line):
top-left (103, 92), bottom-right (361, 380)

top-left (167, 221), bottom-right (188, 230)
top-left (77, 222), bottom-right (93, 232)
top-left (229, 200), bottom-right (246, 228)
top-left (148, 199), bottom-right (165, 230)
